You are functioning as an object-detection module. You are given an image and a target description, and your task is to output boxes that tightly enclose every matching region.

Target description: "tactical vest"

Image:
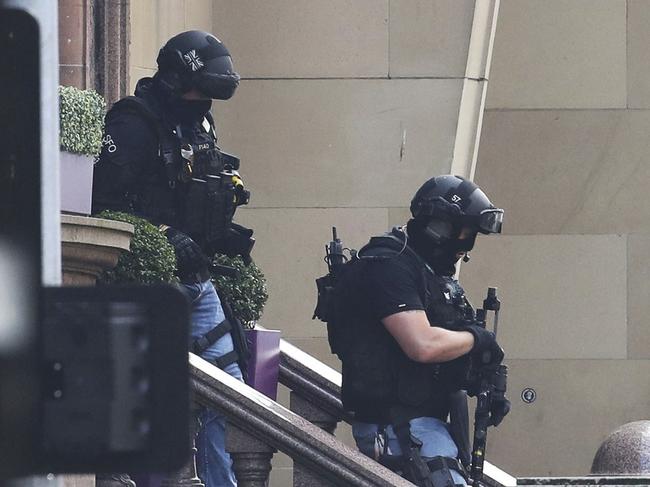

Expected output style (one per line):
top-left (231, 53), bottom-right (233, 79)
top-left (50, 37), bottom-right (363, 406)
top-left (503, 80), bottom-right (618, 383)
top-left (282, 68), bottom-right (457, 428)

top-left (106, 95), bottom-right (238, 245)
top-left (332, 231), bottom-right (475, 424)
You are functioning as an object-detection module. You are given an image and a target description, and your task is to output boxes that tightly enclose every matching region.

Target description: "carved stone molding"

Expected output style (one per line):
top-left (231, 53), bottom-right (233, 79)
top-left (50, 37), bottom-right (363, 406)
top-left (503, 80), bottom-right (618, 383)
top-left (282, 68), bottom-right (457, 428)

top-left (60, 214), bottom-right (133, 286)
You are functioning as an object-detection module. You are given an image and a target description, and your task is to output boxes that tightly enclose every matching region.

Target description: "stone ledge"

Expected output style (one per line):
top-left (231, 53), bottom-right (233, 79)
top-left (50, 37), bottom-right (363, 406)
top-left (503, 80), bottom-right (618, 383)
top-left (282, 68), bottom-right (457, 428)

top-left (61, 214), bottom-right (134, 286)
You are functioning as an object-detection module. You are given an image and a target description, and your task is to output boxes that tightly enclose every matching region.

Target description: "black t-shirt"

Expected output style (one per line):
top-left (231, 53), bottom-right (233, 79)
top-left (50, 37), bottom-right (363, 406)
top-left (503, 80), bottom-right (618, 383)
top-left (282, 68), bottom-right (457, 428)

top-left (340, 241), bottom-right (462, 423)
top-left (361, 252), bottom-right (427, 322)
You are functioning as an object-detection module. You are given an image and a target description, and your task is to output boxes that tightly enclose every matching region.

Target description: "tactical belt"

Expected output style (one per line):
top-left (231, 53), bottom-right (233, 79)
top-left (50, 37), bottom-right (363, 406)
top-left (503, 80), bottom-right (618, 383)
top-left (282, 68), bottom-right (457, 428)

top-left (192, 318), bottom-right (239, 370)
top-left (179, 267), bottom-right (211, 285)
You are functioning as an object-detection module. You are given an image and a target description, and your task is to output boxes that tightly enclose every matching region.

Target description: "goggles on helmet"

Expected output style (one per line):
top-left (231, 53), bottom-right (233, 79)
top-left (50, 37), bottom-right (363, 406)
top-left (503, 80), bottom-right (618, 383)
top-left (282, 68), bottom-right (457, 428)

top-left (473, 208), bottom-right (504, 234)
top-left (193, 71), bottom-right (240, 100)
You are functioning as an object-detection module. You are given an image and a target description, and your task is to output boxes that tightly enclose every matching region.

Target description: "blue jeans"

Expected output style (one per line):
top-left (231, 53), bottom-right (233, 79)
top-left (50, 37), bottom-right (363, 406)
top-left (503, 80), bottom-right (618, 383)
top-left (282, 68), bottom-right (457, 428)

top-left (352, 417), bottom-right (467, 485)
top-left (180, 280), bottom-right (243, 487)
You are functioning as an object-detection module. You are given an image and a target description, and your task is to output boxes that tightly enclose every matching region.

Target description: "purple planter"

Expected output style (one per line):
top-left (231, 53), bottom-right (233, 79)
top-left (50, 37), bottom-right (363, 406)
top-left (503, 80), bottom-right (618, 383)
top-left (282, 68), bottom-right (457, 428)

top-left (245, 328), bottom-right (281, 400)
top-left (60, 150), bottom-right (94, 214)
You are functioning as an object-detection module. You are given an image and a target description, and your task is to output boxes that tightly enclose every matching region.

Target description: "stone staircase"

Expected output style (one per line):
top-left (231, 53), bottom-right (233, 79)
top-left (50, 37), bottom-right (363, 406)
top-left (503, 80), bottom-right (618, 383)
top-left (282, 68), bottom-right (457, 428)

top-left (182, 338), bottom-right (650, 486)
top-left (185, 338), bottom-right (517, 487)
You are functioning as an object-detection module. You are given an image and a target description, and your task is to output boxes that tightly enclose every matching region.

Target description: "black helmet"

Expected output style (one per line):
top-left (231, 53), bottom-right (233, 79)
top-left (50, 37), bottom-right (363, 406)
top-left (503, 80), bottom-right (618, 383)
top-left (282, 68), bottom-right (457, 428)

top-left (409, 175), bottom-right (503, 244)
top-left (156, 30), bottom-right (240, 99)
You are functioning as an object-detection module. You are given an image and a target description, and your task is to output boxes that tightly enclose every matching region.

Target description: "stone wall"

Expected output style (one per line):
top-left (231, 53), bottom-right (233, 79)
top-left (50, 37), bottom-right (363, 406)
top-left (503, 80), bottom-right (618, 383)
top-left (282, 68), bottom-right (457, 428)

top-left (129, 0), bottom-right (493, 373)
top-left (58, 0), bottom-right (130, 105)
top-left (130, 0), bottom-right (497, 485)
top-left (129, 1), bottom-right (500, 484)
top-left (464, 0), bottom-right (650, 477)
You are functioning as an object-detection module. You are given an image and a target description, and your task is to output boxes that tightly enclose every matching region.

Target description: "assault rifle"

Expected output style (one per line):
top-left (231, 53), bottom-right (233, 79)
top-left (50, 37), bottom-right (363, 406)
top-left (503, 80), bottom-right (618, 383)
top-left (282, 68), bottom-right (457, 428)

top-left (467, 287), bottom-right (508, 486)
top-left (313, 227), bottom-right (353, 322)
top-left (323, 227), bottom-right (347, 276)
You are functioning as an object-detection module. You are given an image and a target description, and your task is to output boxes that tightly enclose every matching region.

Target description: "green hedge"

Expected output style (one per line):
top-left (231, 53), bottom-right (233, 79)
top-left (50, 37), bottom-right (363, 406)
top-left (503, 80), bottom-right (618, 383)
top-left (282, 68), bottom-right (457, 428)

top-left (96, 210), bottom-right (268, 327)
top-left (59, 85), bottom-right (106, 156)
top-left (211, 255), bottom-right (268, 329)
top-left (96, 211), bottom-right (177, 285)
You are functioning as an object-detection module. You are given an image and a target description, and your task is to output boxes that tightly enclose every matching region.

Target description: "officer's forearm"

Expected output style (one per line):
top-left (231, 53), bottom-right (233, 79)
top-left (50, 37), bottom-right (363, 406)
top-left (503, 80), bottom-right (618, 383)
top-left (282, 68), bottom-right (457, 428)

top-left (420, 327), bottom-right (474, 363)
top-left (383, 311), bottom-right (474, 363)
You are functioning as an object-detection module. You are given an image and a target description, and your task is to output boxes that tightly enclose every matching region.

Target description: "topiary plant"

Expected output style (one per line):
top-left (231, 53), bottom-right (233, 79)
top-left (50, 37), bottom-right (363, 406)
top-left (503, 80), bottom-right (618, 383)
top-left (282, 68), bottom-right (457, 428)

top-left (59, 85), bottom-right (106, 157)
top-left (96, 211), bottom-right (177, 285)
top-left (211, 255), bottom-right (268, 329)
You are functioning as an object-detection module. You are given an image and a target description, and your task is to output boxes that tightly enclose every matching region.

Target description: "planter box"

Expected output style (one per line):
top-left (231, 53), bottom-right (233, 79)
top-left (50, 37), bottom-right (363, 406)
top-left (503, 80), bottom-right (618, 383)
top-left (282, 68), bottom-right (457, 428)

top-left (245, 328), bottom-right (281, 400)
top-left (60, 150), bottom-right (94, 214)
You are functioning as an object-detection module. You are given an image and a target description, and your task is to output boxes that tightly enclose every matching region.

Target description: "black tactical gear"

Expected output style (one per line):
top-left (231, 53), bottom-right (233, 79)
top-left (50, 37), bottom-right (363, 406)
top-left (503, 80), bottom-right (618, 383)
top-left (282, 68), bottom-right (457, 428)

top-left (156, 30), bottom-right (240, 100)
top-left (330, 229), bottom-right (475, 425)
top-left (488, 397), bottom-right (511, 427)
top-left (318, 178), bottom-right (505, 487)
top-left (92, 77), bottom-right (251, 256)
top-left (165, 228), bottom-right (209, 281)
top-left (461, 324), bottom-right (502, 360)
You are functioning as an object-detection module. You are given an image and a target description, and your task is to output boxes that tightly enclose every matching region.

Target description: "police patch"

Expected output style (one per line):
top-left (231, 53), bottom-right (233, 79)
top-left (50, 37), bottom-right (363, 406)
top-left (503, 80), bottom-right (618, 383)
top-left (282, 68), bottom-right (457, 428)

top-left (183, 49), bottom-right (204, 72)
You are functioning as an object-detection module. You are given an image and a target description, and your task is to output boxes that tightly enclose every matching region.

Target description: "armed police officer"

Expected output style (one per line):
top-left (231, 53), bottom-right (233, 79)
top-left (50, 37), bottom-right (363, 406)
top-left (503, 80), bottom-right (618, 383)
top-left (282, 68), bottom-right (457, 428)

top-left (92, 31), bottom-right (254, 487)
top-left (323, 175), bottom-right (510, 487)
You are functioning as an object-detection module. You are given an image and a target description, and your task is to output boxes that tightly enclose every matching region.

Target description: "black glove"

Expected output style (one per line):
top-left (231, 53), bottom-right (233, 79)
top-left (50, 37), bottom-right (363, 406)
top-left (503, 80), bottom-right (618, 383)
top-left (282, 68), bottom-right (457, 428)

top-left (463, 324), bottom-right (504, 366)
top-left (165, 227), bottom-right (209, 277)
top-left (211, 223), bottom-right (255, 265)
top-left (489, 398), bottom-right (511, 427)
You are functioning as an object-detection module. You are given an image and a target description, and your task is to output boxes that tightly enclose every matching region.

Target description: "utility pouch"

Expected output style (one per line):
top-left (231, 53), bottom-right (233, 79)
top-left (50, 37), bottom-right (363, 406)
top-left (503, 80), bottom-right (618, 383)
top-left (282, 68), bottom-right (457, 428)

top-left (195, 148), bottom-right (223, 177)
top-left (182, 178), bottom-right (208, 238)
top-left (313, 274), bottom-right (335, 323)
top-left (204, 175), bottom-right (236, 243)
top-left (219, 151), bottom-right (240, 171)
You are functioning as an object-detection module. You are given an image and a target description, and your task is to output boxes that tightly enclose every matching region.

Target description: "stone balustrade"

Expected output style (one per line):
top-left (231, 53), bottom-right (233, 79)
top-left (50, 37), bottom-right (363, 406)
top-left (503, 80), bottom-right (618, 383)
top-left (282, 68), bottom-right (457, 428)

top-left (278, 337), bottom-right (516, 487)
top-left (189, 353), bottom-right (413, 487)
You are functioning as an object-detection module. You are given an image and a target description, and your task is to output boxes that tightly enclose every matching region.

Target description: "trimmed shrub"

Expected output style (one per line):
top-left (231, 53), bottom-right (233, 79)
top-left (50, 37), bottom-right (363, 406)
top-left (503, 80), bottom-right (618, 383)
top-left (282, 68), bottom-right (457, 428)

top-left (211, 255), bottom-right (268, 329)
top-left (59, 85), bottom-right (106, 156)
top-left (96, 211), bottom-right (177, 285)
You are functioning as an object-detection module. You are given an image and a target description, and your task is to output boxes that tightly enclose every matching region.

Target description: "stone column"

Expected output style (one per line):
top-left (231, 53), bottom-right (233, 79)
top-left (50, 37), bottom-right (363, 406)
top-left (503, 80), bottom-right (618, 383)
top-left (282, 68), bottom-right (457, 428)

top-left (226, 425), bottom-right (275, 487)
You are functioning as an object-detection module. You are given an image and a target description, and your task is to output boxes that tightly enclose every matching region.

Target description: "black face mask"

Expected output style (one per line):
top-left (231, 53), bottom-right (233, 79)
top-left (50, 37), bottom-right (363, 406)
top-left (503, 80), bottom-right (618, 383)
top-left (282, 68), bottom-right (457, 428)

top-left (166, 98), bottom-right (212, 124)
top-left (407, 219), bottom-right (476, 276)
